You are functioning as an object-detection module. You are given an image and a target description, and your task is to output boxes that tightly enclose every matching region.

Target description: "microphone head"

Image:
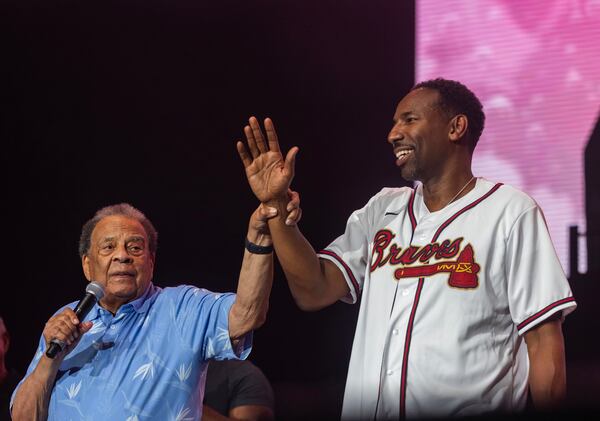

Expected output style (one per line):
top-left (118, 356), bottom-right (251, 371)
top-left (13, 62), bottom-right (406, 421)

top-left (86, 282), bottom-right (105, 301)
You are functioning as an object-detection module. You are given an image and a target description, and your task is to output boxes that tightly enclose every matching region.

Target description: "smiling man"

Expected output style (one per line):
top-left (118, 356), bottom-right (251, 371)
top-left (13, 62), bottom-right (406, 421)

top-left (237, 78), bottom-right (577, 419)
top-left (10, 200), bottom-right (299, 421)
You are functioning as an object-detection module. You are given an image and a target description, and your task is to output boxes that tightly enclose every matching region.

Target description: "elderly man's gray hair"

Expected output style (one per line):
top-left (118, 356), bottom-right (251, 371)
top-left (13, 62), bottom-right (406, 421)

top-left (78, 203), bottom-right (158, 258)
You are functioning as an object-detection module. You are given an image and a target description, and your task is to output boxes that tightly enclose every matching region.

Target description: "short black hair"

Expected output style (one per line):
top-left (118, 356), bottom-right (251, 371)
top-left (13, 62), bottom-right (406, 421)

top-left (413, 78), bottom-right (485, 150)
top-left (78, 203), bottom-right (158, 258)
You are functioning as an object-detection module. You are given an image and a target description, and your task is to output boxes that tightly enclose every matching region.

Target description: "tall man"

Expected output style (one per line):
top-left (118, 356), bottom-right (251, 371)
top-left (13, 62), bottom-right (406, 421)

top-left (11, 199), bottom-right (299, 421)
top-left (237, 78), bottom-right (577, 419)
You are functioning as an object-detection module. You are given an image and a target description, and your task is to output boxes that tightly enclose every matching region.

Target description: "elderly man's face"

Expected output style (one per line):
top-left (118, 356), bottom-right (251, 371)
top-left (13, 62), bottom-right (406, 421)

top-left (82, 215), bottom-right (154, 312)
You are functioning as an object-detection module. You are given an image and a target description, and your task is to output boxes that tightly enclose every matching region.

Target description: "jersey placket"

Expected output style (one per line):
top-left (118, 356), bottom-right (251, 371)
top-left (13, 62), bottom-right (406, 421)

top-left (391, 195), bottom-right (465, 419)
top-left (376, 277), bottom-right (419, 419)
top-left (96, 307), bottom-right (129, 352)
top-left (376, 189), bottom-right (431, 420)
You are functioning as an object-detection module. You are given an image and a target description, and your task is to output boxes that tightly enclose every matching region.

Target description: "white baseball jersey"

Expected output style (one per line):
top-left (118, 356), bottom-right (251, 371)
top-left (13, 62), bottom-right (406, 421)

top-left (317, 177), bottom-right (576, 420)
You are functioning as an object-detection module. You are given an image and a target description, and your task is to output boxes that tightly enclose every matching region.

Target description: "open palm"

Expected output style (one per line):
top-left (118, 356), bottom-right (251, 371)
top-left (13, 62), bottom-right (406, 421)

top-left (237, 117), bottom-right (299, 203)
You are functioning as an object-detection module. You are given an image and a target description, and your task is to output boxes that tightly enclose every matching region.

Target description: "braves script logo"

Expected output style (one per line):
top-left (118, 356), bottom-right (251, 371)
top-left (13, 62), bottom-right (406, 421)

top-left (370, 229), bottom-right (480, 288)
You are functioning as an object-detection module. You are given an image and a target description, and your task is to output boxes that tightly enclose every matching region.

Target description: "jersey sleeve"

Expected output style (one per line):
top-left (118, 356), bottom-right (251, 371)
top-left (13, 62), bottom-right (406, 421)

top-left (505, 205), bottom-right (577, 335)
top-left (172, 286), bottom-right (252, 360)
top-left (317, 191), bottom-right (387, 304)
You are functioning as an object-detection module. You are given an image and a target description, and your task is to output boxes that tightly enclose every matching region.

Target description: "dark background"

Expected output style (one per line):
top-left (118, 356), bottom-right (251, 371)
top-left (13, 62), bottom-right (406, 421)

top-left (0, 1), bottom-right (413, 419)
top-left (1, 1), bottom-right (598, 420)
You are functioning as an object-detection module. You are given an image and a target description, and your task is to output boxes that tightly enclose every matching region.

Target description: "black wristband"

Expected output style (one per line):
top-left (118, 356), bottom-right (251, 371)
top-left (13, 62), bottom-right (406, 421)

top-left (245, 237), bottom-right (273, 254)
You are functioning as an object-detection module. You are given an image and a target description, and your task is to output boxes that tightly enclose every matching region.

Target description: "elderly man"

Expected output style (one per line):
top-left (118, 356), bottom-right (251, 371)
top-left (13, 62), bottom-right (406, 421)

top-left (237, 78), bottom-right (576, 419)
top-left (11, 199), bottom-right (299, 421)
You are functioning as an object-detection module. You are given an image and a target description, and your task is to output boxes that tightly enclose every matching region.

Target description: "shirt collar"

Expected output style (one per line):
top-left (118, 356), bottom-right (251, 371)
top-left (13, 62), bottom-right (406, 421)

top-left (127, 282), bottom-right (157, 313)
top-left (88, 282), bottom-right (158, 319)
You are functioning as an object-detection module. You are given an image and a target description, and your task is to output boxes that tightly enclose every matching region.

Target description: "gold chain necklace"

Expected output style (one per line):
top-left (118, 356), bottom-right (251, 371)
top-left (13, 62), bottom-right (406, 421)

top-left (444, 176), bottom-right (476, 208)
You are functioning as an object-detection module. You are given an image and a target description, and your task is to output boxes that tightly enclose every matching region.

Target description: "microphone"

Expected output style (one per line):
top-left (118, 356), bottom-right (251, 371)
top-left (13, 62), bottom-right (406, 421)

top-left (46, 282), bottom-right (105, 359)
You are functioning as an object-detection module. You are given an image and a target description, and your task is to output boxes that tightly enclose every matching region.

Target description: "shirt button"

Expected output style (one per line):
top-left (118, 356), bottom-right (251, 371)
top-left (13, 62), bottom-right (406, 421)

top-left (387, 370), bottom-right (394, 376)
top-left (110, 325), bottom-right (116, 330)
top-left (392, 329), bottom-right (399, 335)
top-left (401, 289), bottom-right (410, 296)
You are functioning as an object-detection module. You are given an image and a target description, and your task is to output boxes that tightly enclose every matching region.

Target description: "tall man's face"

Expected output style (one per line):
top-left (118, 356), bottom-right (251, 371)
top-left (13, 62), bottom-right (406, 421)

top-left (387, 88), bottom-right (455, 182)
top-left (82, 215), bottom-right (154, 311)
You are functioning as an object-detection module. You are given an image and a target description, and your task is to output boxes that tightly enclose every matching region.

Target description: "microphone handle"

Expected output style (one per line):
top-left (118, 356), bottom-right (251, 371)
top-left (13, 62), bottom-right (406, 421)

top-left (45, 340), bottom-right (63, 359)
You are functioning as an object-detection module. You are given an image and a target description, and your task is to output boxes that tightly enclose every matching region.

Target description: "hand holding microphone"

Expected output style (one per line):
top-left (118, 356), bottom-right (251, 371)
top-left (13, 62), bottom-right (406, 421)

top-left (44, 282), bottom-right (105, 359)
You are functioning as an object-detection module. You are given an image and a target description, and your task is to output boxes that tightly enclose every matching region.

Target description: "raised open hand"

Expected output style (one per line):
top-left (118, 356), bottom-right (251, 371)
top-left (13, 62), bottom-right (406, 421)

top-left (237, 117), bottom-right (299, 204)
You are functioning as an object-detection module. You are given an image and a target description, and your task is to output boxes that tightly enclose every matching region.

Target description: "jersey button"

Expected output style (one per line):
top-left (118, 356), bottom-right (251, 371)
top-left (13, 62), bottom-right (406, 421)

top-left (401, 289), bottom-right (410, 296)
top-left (386, 369), bottom-right (394, 376)
top-left (392, 329), bottom-right (399, 335)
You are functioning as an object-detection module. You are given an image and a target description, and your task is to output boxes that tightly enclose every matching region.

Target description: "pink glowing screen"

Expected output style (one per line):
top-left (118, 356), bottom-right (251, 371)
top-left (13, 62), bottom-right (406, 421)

top-left (417, 0), bottom-right (600, 274)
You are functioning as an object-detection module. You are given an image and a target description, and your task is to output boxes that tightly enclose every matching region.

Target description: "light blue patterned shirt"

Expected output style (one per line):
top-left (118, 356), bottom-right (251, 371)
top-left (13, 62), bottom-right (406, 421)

top-left (11, 283), bottom-right (252, 421)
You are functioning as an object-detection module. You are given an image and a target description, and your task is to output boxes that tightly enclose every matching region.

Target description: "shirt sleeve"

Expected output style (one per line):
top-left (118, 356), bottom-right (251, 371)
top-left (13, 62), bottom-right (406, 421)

top-left (505, 206), bottom-right (577, 335)
top-left (9, 333), bottom-right (46, 412)
top-left (9, 302), bottom-right (75, 413)
top-left (317, 193), bottom-right (383, 304)
top-left (172, 286), bottom-right (252, 361)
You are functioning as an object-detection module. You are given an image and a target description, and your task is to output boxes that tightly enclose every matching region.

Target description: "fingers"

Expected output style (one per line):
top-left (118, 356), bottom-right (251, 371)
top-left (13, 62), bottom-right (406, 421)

top-left (44, 309), bottom-right (82, 348)
top-left (236, 141), bottom-right (253, 168)
top-left (249, 116), bottom-right (268, 154)
top-left (80, 321), bottom-right (94, 334)
top-left (239, 116), bottom-right (285, 161)
top-left (54, 323), bottom-right (78, 345)
top-left (255, 197), bottom-right (301, 227)
top-left (285, 190), bottom-right (302, 226)
top-left (264, 118), bottom-right (280, 153)
top-left (249, 204), bottom-right (277, 235)
top-left (256, 204), bottom-right (278, 222)
top-left (286, 189), bottom-right (300, 210)
top-left (244, 125), bottom-right (261, 159)
top-left (284, 146), bottom-right (299, 178)
top-left (286, 207), bottom-right (302, 226)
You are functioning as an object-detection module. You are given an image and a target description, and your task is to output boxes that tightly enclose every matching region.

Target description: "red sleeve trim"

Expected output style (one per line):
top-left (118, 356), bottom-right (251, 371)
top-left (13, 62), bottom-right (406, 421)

top-left (318, 249), bottom-right (361, 298)
top-left (516, 296), bottom-right (576, 332)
